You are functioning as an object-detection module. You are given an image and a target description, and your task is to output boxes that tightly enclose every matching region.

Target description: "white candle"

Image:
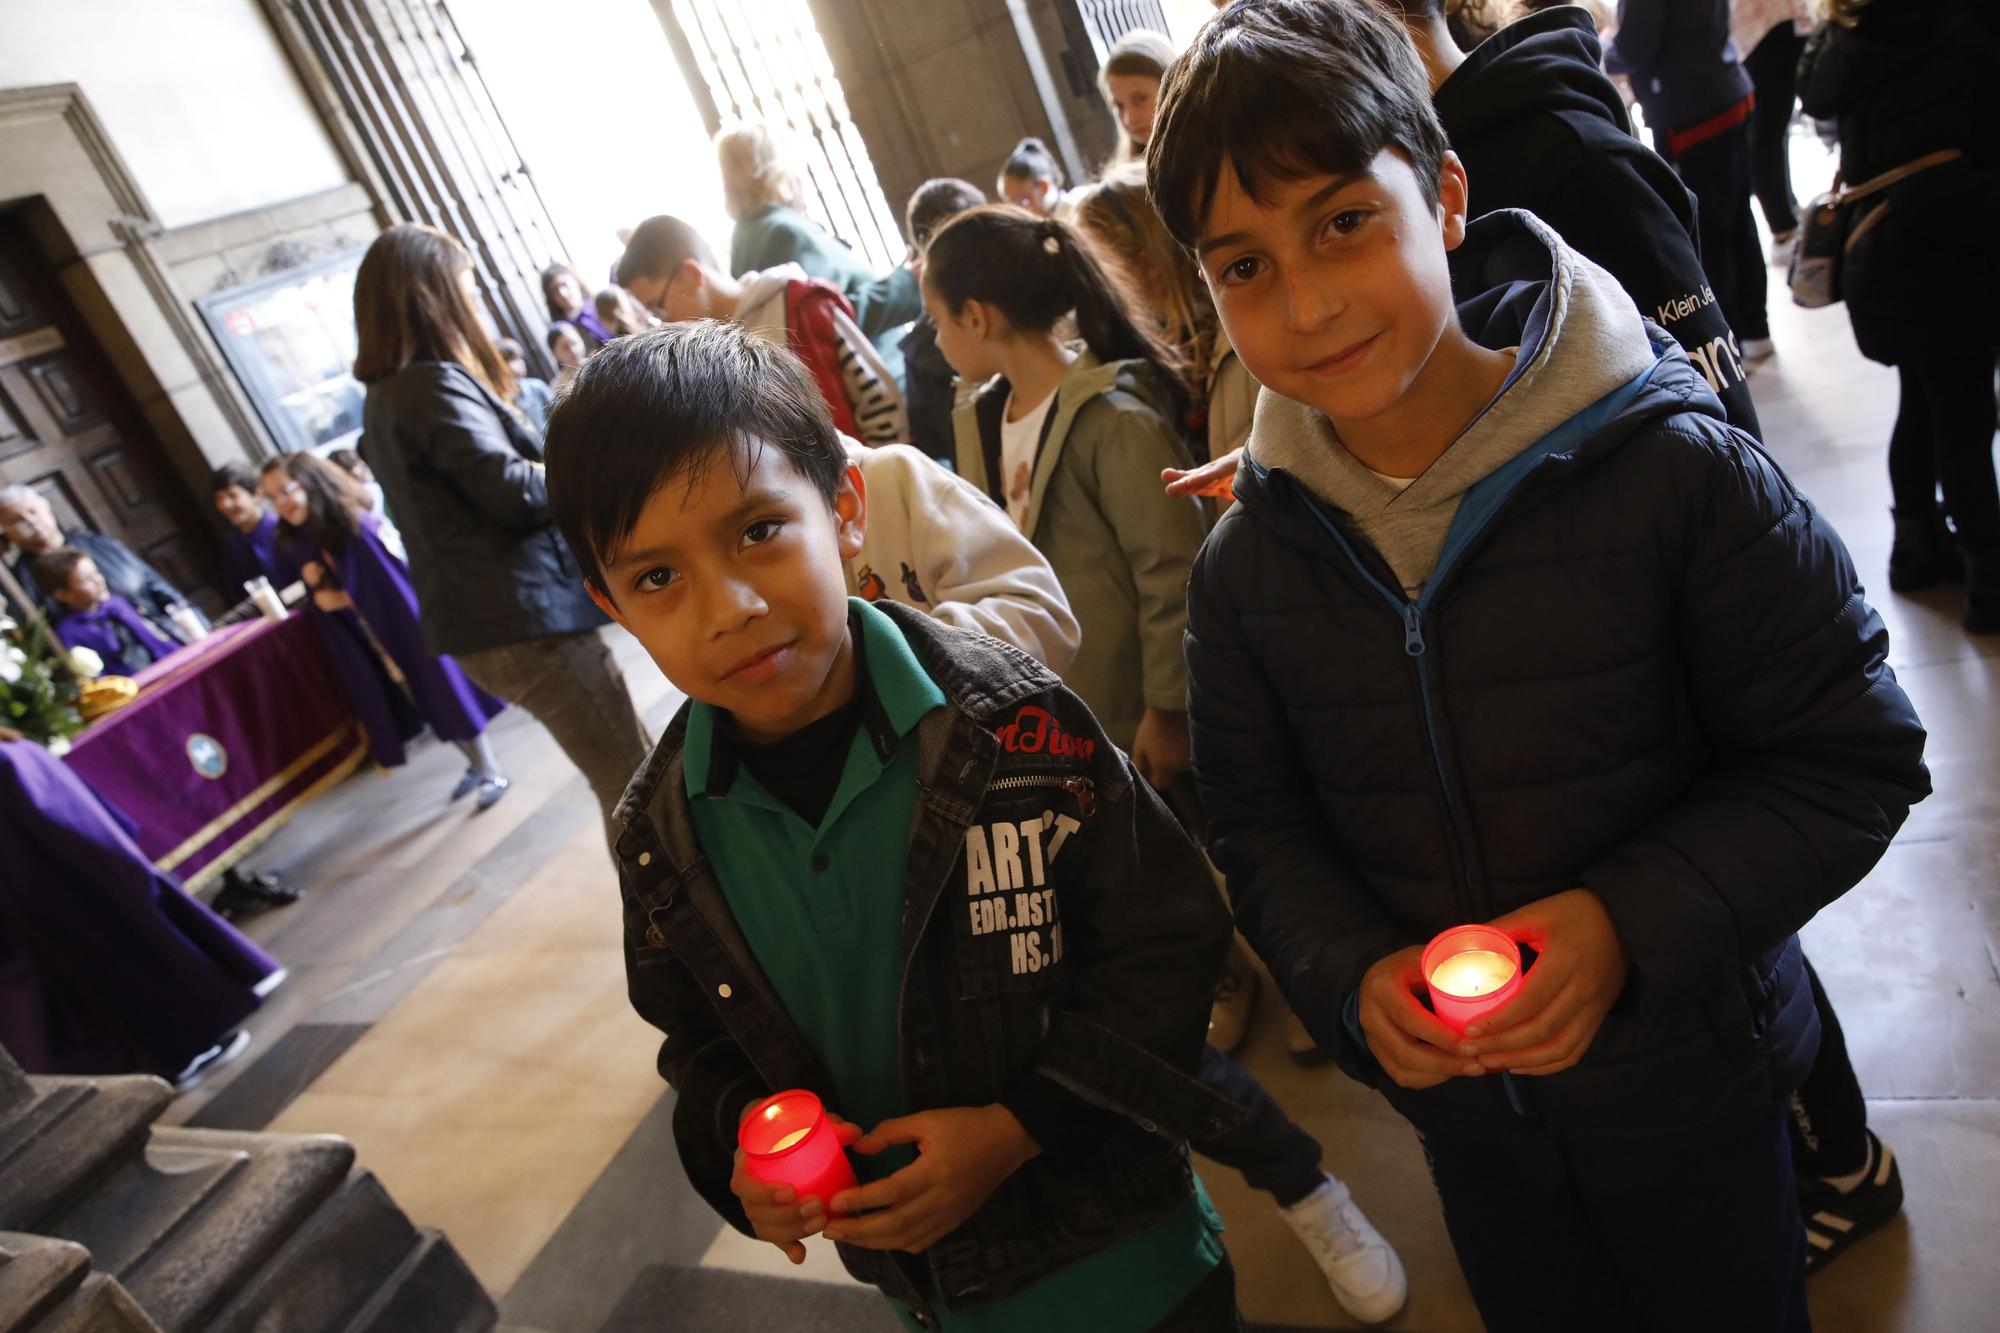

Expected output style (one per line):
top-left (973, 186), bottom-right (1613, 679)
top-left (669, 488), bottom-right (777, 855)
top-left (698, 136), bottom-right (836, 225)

top-left (1428, 949), bottom-right (1517, 998)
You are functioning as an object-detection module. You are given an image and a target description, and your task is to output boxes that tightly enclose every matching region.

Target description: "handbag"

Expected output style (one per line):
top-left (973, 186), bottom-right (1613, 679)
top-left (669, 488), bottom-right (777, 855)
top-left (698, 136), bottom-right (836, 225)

top-left (1790, 148), bottom-right (1964, 308)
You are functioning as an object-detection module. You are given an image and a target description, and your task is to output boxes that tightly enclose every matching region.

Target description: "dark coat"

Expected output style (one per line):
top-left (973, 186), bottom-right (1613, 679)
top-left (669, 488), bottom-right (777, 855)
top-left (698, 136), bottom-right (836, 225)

top-left (617, 602), bottom-right (1237, 1319)
top-left (1436, 5), bottom-right (1761, 436)
top-left (1607, 0), bottom-right (1753, 139)
top-left (359, 361), bottom-right (606, 658)
top-left (1186, 224), bottom-right (1929, 1145)
top-left (1798, 0), bottom-right (2000, 362)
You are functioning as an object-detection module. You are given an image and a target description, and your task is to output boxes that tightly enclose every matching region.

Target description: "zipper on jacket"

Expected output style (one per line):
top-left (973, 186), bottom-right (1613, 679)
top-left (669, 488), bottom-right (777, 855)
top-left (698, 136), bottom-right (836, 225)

top-left (988, 772), bottom-right (1095, 816)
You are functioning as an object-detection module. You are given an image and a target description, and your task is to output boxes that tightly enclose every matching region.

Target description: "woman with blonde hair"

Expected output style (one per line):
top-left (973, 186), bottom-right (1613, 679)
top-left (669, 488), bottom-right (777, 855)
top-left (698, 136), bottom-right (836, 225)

top-left (714, 120), bottom-right (919, 349)
top-left (1070, 162), bottom-right (1256, 464)
top-left (352, 223), bottom-right (649, 846)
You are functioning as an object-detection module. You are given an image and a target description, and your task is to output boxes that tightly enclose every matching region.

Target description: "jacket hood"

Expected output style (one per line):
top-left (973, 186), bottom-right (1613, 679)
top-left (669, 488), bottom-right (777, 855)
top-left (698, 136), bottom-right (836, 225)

top-left (734, 262), bottom-right (810, 337)
top-left (1436, 7), bottom-right (1632, 146)
top-left (1239, 209), bottom-right (1724, 555)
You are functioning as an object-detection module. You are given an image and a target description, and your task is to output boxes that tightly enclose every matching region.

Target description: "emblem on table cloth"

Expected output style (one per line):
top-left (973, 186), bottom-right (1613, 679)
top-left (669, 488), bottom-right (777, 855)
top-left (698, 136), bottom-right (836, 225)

top-left (186, 733), bottom-right (228, 780)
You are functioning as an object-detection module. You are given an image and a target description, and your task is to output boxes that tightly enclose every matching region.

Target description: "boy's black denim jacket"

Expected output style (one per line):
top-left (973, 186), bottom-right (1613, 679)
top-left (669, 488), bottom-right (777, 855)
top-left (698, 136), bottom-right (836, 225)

top-left (612, 602), bottom-right (1239, 1320)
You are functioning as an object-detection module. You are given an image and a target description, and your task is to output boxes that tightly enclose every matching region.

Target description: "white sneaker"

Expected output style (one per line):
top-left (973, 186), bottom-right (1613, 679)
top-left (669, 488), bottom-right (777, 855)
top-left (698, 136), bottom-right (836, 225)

top-left (1769, 229), bottom-right (1798, 266)
top-left (1740, 336), bottom-right (1776, 366)
top-left (1279, 1174), bottom-right (1407, 1325)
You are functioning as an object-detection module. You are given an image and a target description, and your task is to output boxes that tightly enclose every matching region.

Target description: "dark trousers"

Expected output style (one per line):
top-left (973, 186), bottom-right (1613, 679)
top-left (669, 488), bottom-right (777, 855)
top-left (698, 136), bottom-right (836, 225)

top-left (1150, 1255), bottom-right (1244, 1332)
top-left (1745, 24), bottom-right (1806, 235)
top-left (1887, 344), bottom-right (2000, 549)
top-left (1192, 1042), bottom-right (1327, 1207)
top-left (1421, 1100), bottom-right (1811, 1333)
top-left (1789, 956), bottom-right (1872, 1177)
top-left (1676, 119), bottom-right (1771, 341)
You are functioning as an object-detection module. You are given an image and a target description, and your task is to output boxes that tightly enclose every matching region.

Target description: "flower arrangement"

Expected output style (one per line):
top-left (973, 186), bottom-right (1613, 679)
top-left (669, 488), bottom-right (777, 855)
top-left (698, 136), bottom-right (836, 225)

top-left (0, 609), bottom-right (86, 750)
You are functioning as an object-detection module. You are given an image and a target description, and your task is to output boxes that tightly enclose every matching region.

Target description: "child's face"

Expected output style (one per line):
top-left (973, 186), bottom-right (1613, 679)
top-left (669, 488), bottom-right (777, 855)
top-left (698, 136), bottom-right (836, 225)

top-left (920, 276), bottom-right (1004, 383)
top-left (999, 172), bottom-right (1054, 217)
top-left (590, 444), bottom-right (868, 744)
top-left (625, 261), bottom-right (710, 324)
top-left (552, 329), bottom-right (587, 368)
top-left (1105, 72), bottom-right (1160, 147)
top-left (55, 557), bottom-right (108, 613)
top-left (215, 484), bottom-right (263, 530)
top-left (1193, 148), bottom-right (1469, 429)
top-left (551, 271), bottom-right (584, 312)
top-left (261, 470), bottom-right (311, 527)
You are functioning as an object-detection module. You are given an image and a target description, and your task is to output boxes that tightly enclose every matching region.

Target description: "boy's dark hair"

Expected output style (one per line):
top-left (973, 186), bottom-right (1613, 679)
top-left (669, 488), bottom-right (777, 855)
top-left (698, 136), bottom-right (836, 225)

top-left (615, 215), bottom-right (719, 288)
top-left (30, 547), bottom-right (89, 597)
top-left (906, 178), bottom-right (987, 254)
top-left (1147, 0), bottom-right (1450, 246)
top-left (211, 462), bottom-right (259, 495)
top-left (326, 447), bottom-right (365, 477)
top-left (999, 137), bottom-right (1064, 189)
top-left (543, 320), bottom-right (847, 593)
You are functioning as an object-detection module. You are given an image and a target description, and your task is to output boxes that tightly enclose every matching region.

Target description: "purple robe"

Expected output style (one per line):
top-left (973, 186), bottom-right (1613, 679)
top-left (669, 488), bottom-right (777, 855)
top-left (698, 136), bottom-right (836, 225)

top-left (0, 737), bottom-right (281, 1078)
top-left (279, 512), bottom-right (502, 766)
top-left (221, 509), bottom-right (285, 592)
top-left (54, 594), bottom-right (182, 677)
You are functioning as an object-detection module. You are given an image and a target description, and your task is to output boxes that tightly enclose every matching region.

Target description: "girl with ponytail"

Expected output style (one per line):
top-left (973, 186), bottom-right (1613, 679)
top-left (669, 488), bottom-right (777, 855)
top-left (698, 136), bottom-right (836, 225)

top-left (921, 204), bottom-right (1207, 783)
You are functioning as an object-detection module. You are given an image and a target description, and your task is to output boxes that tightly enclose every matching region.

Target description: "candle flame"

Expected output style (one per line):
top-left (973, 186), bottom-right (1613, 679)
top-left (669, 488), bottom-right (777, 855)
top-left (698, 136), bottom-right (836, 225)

top-left (1428, 949), bottom-right (1517, 998)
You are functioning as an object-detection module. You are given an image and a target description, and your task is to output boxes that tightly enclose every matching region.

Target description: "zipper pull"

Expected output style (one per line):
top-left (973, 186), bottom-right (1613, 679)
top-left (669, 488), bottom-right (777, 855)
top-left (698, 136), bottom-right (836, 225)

top-left (1401, 604), bottom-right (1426, 657)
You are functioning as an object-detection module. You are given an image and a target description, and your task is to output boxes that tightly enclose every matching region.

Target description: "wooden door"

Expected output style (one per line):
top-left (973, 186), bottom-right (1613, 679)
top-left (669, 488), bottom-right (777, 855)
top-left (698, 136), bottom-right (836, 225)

top-left (0, 211), bottom-right (218, 609)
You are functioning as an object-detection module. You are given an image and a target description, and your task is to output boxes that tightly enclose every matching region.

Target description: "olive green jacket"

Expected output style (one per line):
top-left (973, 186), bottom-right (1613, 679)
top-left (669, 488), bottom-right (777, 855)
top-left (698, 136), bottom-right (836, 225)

top-left (953, 355), bottom-right (1208, 749)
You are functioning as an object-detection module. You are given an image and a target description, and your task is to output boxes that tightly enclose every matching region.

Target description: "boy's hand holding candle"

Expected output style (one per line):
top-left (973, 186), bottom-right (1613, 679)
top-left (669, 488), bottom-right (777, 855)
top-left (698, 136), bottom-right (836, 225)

top-left (1359, 944), bottom-right (1483, 1089)
top-left (1457, 888), bottom-right (1630, 1076)
top-left (731, 1098), bottom-right (864, 1265)
top-left (821, 1105), bottom-right (1039, 1255)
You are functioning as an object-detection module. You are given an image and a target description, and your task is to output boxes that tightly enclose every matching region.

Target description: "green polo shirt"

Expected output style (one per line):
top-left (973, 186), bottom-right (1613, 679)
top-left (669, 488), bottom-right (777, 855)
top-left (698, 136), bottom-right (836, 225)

top-left (690, 598), bottom-right (1222, 1332)
top-left (687, 598), bottom-right (942, 1168)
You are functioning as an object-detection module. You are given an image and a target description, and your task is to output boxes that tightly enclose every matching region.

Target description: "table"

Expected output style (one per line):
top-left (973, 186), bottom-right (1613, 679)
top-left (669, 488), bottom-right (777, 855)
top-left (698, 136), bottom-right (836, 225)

top-left (64, 613), bottom-right (366, 894)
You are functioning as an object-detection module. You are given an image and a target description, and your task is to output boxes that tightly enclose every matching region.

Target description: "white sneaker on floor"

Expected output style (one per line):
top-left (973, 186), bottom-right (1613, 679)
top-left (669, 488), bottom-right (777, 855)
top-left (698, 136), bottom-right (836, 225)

top-left (1769, 228), bottom-right (1798, 266)
top-left (1740, 336), bottom-right (1776, 366)
top-left (1279, 1174), bottom-right (1407, 1325)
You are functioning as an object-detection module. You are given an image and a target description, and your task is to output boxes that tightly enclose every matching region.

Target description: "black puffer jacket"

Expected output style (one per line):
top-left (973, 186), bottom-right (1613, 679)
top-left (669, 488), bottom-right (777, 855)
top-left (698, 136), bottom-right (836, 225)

top-left (1799, 0), bottom-right (2000, 362)
top-left (1436, 5), bottom-right (1760, 435)
top-left (1187, 222), bottom-right (1929, 1144)
top-left (360, 361), bottom-right (606, 658)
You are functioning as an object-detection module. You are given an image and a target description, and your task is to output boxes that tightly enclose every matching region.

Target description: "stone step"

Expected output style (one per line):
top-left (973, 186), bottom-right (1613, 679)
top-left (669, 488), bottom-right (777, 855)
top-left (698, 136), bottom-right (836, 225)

top-left (0, 1080), bottom-right (170, 1236)
top-left (336, 1229), bottom-right (494, 1333)
top-left (40, 1129), bottom-right (353, 1333)
top-left (0, 1233), bottom-right (158, 1333)
top-left (202, 1169), bottom-right (492, 1333)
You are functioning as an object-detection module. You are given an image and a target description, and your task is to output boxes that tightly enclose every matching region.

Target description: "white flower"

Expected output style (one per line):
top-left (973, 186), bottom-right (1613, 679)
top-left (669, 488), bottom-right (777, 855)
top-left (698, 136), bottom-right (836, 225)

top-left (69, 646), bottom-right (104, 678)
top-left (0, 645), bottom-right (24, 685)
top-left (46, 735), bottom-right (70, 756)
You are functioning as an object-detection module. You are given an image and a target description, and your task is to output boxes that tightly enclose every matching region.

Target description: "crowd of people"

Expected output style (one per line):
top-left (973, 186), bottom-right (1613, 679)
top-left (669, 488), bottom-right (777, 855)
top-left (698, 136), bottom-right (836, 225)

top-left (4, 0), bottom-right (1990, 1328)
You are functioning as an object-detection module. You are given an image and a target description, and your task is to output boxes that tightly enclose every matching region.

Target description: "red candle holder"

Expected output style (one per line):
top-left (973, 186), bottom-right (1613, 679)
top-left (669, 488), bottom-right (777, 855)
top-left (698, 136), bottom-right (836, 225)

top-left (1422, 924), bottom-right (1524, 1034)
top-left (738, 1089), bottom-right (858, 1212)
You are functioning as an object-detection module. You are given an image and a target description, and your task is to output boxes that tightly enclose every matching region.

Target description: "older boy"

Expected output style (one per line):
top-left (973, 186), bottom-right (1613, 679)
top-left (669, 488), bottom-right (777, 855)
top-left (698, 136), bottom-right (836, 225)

top-left (1149, 3), bottom-right (1929, 1329)
top-left (543, 320), bottom-right (1244, 1330)
top-left (616, 215), bottom-right (908, 447)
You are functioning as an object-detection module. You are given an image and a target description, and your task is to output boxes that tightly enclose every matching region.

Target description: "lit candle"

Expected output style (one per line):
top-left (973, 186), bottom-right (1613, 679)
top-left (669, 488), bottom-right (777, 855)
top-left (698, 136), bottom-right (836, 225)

top-left (1422, 924), bottom-right (1524, 1034)
top-left (738, 1089), bottom-right (858, 1213)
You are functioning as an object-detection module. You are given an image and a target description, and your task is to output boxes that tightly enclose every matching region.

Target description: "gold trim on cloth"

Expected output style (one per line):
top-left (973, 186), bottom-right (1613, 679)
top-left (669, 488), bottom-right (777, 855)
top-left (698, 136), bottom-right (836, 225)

top-left (159, 723), bottom-right (361, 872)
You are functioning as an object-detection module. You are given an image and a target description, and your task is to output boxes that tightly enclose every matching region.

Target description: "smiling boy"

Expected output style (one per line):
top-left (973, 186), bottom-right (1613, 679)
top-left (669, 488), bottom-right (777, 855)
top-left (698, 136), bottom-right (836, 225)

top-left (542, 320), bottom-right (1245, 1331)
top-left (1148, 3), bottom-right (1929, 1329)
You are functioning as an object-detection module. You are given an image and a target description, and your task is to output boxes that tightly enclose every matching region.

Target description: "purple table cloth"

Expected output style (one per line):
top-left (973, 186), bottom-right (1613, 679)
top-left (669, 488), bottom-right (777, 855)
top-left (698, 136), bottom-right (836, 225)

top-left (64, 614), bottom-right (366, 891)
top-left (0, 736), bottom-right (281, 1078)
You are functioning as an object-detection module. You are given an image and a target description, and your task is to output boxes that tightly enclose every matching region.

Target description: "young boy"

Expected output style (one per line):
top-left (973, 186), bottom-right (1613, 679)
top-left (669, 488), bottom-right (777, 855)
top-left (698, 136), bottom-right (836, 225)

top-left (541, 319), bottom-right (1244, 1330)
top-left (211, 463), bottom-right (285, 591)
top-left (1148, 3), bottom-right (1930, 1330)
top-left (616, 215), bottom-right (909, 447)
top-left (32, 548), bottom-right (182, 677)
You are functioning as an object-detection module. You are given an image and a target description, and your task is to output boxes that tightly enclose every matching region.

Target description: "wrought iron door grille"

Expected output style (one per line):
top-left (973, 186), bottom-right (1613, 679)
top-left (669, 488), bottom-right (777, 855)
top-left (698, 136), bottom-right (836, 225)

top-left (664, 0), bottom-right (906, 273)
top-left (273, 0), bottom-right (571, 379)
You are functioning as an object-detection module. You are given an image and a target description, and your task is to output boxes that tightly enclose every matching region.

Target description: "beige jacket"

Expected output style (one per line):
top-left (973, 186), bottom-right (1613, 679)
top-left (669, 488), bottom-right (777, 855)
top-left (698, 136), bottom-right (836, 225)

top-left (842, 438), bottom-right (1080, 673)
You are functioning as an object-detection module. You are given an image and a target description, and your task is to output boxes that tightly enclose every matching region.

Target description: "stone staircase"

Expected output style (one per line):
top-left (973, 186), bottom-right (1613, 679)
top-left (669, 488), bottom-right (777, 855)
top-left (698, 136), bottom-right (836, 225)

top-left (0, 1045), bottom-right (495, 1332)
